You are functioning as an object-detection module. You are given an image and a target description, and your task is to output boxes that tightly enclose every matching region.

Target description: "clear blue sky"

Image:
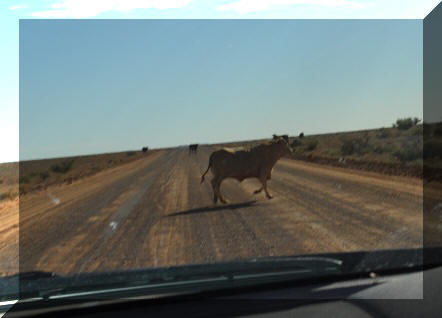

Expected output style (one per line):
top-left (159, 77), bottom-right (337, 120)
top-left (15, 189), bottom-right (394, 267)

top-left (20, 19), bottom-right (422, 160)
top-left (1, 1), bottom-right (439, 162)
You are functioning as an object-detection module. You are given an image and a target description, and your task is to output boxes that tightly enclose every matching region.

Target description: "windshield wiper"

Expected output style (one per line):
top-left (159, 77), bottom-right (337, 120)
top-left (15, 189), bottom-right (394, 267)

top-left (6, 247), bottom-right (434, 304)
top-left (4, 247), bottom-right (436, 315)
top-left (4, 256), bottom-right (342, 302)
top-left (0, 271), bottom-right (62, 302)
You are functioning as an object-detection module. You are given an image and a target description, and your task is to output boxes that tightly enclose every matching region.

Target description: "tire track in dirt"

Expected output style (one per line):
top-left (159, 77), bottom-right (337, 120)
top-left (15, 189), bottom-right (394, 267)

top-left (79, 149), bottom-right (181, 272)
top-left (20, 151), bottom-right (169, 273)
top-left (272, 163), bottom-right (423, 242)
top-left (277, 160), bottom-right (423, 217)
top-left (267, 175), bottom-right (420, 250)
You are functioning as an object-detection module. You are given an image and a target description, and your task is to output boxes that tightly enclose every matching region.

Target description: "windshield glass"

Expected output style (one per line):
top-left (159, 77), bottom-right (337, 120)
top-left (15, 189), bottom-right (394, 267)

top-left (1, 16), bottom-right (441, 301)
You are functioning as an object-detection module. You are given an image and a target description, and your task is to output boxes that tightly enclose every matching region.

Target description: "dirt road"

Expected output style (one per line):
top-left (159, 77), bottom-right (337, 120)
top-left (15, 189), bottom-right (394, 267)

top-left (11, 147), bottom-right (428, 275)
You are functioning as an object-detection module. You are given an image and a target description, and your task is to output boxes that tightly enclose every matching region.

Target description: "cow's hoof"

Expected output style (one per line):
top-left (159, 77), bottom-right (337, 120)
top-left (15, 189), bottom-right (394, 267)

top-left (267, 195), bottom-right (273, 199)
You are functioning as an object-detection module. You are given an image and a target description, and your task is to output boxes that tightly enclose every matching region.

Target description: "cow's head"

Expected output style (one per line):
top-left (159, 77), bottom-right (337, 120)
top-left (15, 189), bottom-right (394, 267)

top-left (273, 136), bottom-right (293, 157)
top-left (273, 134), bottom-right (289, 144)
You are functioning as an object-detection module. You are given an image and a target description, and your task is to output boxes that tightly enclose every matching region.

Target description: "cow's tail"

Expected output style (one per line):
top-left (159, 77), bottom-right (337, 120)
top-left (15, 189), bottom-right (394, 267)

top-left (200, 155), bottom-right (212, 184)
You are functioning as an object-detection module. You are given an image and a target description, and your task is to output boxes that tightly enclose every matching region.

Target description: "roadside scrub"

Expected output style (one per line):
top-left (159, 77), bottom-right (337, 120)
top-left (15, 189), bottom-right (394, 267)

top-left (285, 118), bottom-right (430, 179)
top-left (0, 149), bottom-right (155, 199)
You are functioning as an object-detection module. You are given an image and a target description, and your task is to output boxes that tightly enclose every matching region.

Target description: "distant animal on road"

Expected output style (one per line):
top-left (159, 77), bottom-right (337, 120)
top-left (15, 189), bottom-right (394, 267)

top-left (201, 136), bottom-right (293, 204)
top-left (189, 144), bottom-right (198, 154)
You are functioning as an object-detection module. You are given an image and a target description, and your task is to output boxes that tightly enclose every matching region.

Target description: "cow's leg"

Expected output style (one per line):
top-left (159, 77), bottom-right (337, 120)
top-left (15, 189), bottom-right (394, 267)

top-left (210, 177), bottom-right (218, 204)
top-left (253, 186), bottom-right (263, 194)
top-left (263, 181), bottom-right (273, 199)
top-left (211, 177), bottom-right (228, 204)
top-left (217, 179), bottom-right (228, 204)
top-left (259, 172), bottom-right (273, 199)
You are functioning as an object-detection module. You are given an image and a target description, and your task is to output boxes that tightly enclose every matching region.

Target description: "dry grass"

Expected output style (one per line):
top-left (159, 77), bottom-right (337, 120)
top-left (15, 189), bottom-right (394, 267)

top-left (296, 126), bottom-right (422, 165)
top-left (0, 163), bottom-right (18, 201)
top-left (0, 149), bottom-right (157, 200)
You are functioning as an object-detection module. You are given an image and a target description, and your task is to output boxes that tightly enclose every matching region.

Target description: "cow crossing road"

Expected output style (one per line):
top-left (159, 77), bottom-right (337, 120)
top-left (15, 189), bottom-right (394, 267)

top-left (201, 137), bottom-right (292, 203)
top-left (16, 146), bottom-right (424, 275)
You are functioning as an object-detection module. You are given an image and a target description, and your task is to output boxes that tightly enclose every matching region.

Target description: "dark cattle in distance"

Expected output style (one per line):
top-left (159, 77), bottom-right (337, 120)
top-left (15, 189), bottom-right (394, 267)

top-left (189, 144), bottom-right (198, 154)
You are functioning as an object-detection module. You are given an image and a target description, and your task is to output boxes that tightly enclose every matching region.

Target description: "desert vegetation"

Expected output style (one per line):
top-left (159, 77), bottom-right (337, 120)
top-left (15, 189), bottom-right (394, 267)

top-left (288, 118), bottom-right (424, 166)
top-left (0, 148), bottom-right (155, 200)
top-left (0, 163), bottom-right (18, 201)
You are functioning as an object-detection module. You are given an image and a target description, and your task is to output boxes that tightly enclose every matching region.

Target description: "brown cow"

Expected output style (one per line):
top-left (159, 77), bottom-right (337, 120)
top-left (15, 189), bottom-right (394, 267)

top-left (200, 136), bottom-right (292, 204)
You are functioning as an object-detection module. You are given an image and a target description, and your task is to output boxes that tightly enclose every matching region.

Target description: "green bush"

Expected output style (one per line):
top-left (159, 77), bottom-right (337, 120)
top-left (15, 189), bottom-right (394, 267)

top-left (39, 171), bottom-right (49, 180)
top-left (377, 128), bottom-right (390, 139)
top-left (290, 139), bottom-right (302, 148)
top-left (407, 159), bottom-right (423, 168)
top-left (394, 117), bottom-right (421, 130)
top-left (50, 160), bottom-right (74, 173)
top-left (341, 136), bottom-right (370, 156)
top-left (90, 166), bottom-right (101, 173)
top-left (409, 125), bottom-right (423, 136)
top-left (304, 139), bottom-right (318, 151)
top-left (373, 146), bottom-right (386, 154)
top-left (341, 140), bottom-right (355, 155)
top-left (393, 147), bottom-right (422, 163)
top-left (393, 141), bottom-right (422, 163)
top-left (28, 172), bottom-right (39, 178)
